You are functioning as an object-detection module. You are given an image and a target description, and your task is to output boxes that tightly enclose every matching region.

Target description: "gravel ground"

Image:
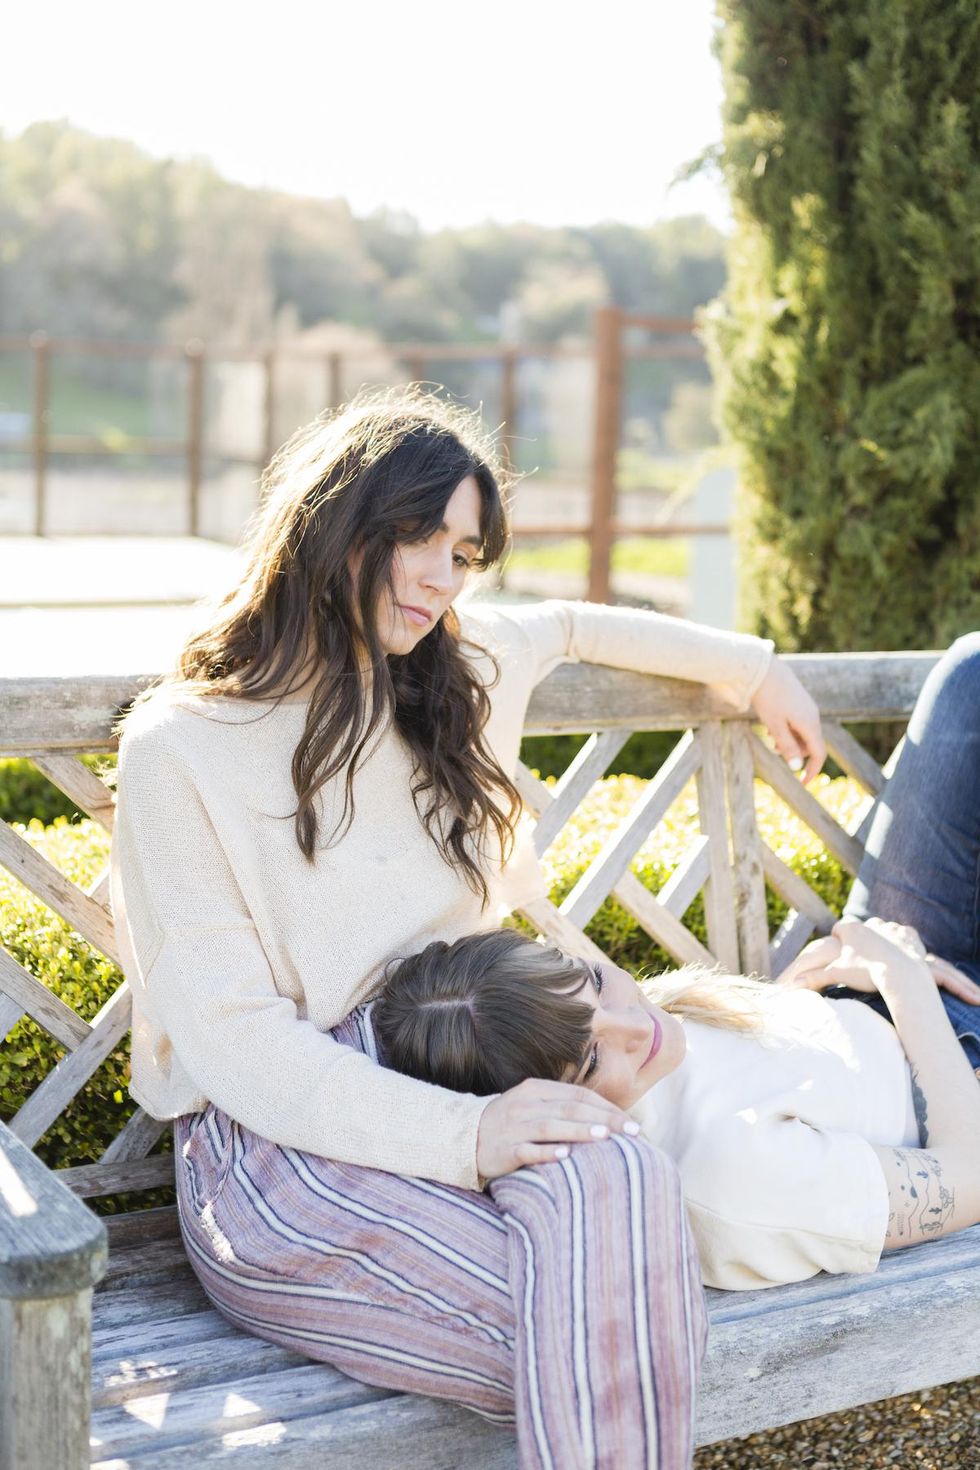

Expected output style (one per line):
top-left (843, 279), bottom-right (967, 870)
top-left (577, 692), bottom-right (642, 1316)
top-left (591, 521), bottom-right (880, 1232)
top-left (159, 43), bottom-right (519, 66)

top-left (695, 1377), bottom-right (979, 1468)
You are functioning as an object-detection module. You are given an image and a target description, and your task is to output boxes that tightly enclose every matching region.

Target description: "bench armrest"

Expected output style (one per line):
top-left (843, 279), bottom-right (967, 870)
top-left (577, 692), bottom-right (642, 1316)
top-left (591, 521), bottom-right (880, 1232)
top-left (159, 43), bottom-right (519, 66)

top-left (0, 1119), bottom-right (107, 1299)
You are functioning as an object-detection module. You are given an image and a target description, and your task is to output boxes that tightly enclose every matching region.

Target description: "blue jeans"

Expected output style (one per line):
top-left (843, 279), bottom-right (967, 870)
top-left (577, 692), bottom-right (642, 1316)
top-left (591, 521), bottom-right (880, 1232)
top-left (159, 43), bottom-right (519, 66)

top-left (839, 632), bottom-right (980, 1070)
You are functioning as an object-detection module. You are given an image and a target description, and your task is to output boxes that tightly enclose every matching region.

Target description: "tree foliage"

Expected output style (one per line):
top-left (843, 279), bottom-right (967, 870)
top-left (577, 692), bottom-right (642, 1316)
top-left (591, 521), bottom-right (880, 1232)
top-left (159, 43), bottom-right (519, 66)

top-left (706, 1), bottom-right (980, 649)
top-left (0, 121), bottom-right (726, 352)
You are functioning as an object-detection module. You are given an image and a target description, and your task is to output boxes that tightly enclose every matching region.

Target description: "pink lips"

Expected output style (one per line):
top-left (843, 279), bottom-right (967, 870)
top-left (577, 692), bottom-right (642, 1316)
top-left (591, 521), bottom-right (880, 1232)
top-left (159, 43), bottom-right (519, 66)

top-left (399, 604), bottom-right (434, 627)
top-left (642, 1016), bottom-right (662, 1067)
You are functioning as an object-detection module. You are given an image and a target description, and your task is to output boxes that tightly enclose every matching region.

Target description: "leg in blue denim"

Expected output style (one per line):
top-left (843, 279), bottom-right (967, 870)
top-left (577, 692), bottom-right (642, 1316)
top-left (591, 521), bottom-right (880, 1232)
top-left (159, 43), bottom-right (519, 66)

top-left (843, 633), bottom-right (980, 1065)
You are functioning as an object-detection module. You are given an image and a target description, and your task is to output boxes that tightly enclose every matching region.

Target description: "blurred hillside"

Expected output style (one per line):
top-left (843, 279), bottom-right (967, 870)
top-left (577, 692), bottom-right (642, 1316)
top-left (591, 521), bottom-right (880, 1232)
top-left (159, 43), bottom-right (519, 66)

top-left (0, 120), bottom-right (727, 349)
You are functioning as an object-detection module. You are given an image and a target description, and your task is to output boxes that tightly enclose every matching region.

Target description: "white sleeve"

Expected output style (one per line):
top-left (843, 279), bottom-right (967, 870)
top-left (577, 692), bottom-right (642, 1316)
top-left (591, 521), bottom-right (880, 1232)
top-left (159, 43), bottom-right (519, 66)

top-left (682, 1116), bottom-right (891, 1290)
top-left (471, 599), bottom-right (774, 711)
top-left (111, 725), bottom-right (490, 1189)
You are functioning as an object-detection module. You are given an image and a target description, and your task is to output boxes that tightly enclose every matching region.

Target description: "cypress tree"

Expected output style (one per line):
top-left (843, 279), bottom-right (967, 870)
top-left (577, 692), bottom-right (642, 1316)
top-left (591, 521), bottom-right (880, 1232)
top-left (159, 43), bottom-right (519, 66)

top-left (705, 1), bottom-right (980, 650)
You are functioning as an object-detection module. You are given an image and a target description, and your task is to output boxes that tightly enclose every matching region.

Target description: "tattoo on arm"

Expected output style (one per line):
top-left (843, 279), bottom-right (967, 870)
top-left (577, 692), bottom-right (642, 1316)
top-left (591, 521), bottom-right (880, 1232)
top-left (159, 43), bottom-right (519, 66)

top-left (886, 1148), bottom-right (954, 1241)
top-left (910, 1065), bottom-right (929, 1147)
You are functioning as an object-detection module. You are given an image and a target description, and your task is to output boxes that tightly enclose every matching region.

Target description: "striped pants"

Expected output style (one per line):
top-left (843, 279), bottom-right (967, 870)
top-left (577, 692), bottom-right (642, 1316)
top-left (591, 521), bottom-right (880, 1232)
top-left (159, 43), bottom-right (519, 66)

top-left (174, 1008), bottom-right (707, 1470)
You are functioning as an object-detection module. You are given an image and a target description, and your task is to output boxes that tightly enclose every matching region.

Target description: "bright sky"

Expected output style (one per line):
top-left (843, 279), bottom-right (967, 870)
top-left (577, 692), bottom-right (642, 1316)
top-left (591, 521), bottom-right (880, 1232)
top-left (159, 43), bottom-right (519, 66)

top-left (5, 0), bottom-right (731, 232)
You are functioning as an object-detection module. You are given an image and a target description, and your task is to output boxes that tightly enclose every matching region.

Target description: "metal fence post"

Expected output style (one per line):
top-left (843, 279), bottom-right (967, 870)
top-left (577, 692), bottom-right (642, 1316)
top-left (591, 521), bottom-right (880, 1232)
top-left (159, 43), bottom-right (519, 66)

top-left (185, 342), bottom-right (204, 537)
top-left (30, 333), bottom-right (49, 537)
top-left (587, 306), bottom-right (623, 603)
top-left (500, 348), bottom-right (518, 469)
top-left (262, 349), bottom-right (276, 470)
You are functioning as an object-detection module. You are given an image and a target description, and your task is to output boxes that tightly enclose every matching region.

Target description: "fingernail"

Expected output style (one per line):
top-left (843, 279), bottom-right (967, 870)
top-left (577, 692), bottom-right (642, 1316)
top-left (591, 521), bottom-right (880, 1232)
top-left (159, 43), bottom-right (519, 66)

top-left (555, 1145), bottom-right (570, 1159)
top-left (590, 1124), bottom-right (609, 1139)
top-left (623, 1120), bottom-right (641, 1135)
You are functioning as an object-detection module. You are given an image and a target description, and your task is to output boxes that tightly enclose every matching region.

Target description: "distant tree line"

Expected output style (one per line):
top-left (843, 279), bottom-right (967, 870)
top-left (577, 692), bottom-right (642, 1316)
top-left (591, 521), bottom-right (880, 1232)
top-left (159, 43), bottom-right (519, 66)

top-left (0, 120), bottom-right (727, 350)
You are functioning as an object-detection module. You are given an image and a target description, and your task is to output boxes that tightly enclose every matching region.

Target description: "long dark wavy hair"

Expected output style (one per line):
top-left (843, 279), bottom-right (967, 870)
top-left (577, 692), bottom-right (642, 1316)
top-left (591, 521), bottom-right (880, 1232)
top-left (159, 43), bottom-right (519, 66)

top-left (120, 386), bottom-right (522, 904)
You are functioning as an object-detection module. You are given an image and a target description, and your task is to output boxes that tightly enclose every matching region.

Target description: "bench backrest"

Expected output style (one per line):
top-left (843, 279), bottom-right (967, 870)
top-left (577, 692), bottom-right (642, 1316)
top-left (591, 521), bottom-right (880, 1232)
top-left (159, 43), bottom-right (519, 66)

top-left (0, 653), bottom-right (937, 1202)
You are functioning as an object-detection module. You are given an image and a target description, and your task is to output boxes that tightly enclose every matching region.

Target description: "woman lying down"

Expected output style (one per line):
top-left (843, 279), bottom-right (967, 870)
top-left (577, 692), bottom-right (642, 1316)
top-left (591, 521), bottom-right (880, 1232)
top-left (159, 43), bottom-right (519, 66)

top-left (372, 916), bottom-right (980, 1290)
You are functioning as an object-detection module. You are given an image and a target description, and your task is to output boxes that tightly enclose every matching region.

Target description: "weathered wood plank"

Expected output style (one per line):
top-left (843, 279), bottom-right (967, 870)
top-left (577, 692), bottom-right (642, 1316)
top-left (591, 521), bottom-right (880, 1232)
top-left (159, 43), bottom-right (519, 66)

top-left (522, 653), bottom-right (936, 734)
top-left (560, 731), bottom-right (699, 928)
top-left (0, 1118), bottom-right (107, 1300)
top-left (7, 985), bottom-right (132, 1149)
top-left (759, 843), bottom-right (838, 931)
top-left (90, 1363), bottom-right (393, 1461)
top-left (613, 871), bottom-right (717, 969)
top-left (0, 674), bottom-right (157, 755)
top-left (724, 724), bottom-right (771, 977)
top-left (90, 1389), bottom-right (519, 1470)
top-left (0, 819), bottom-right (120, 963)
top-left (87, 1277), bottom-right (209, 1334)
top-left (0, 946), bottom-right (92, 1050)
top-left (516, 897), bottom-right (608, 963)
top-left (103, 1204), bottom-right (181, 1249)
top-left (749, 732), bottom-right (865, 876)
top-left (60, 1153), bottom-right (176, 1199)
top-left (530, 728), bottom-right (633, 854)
top-left (1, 1290), bottom-right (94, 1470)
top-left (0, 656), bottom-right (935, 754)
top-left (28, 753), bottom-right (117, 831)
top-left (511, 762), bottom-right (552, 817)
top-left (695, 721), bottom-right (740, 972)
top-left (769, 912), bottom-right (820, 976)
top-left (92, 1333), bottom-right (312, 1410)
top-left (821, 720), bottom-right (886, 797)
top-left (698, 1246), bottom-right (980, 1446)
top-left (656, 836), bottom-right (711, 919)
top-left (91, 1306), bottom-right (236, 1361)
top-left (0, 991), bottom-right (24, 1040)
top-left (99, 1108), bottom-right (169, 1166)
top-left (97, 1236), bottom-right (194, 1294)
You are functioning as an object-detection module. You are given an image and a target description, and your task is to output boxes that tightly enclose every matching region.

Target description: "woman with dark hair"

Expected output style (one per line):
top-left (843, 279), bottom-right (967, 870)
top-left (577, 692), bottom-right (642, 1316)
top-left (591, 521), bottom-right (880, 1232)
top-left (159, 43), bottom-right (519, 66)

top-left (374, 636), bottom-right (980, 1291)
top-left (110, 386), bottom-right (825, 1469)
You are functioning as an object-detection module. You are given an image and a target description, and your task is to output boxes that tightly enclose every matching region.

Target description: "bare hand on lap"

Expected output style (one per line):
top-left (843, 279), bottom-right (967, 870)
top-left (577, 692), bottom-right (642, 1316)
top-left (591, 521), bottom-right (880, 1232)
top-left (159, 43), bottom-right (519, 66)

top-left (776, 917), bottom-right (980, 1004)
top-left (476, 1077), bottom-right (641, 1182)
top-left (751, 658), bottom-right (826, 783)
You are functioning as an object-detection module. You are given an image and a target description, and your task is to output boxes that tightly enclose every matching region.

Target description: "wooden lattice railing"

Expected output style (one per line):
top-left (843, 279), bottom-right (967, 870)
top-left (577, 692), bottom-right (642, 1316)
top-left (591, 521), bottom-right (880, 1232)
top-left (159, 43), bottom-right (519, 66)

top-left (0, 654), bottom-right (938, 1201)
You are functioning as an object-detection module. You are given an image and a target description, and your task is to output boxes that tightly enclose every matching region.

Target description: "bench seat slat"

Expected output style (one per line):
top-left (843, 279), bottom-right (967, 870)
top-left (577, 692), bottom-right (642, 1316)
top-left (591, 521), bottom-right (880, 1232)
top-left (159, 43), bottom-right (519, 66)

top-left (92, 1307), bottom-right (239, 1361)
top-left (90, 1388), bottom-right (519, 1470)
top-left (89, 1362), bottom-right (393, 1461)
top-left (92, 1334), bottom-right (313, 1410)
top-left (91, 1276), bottom-right (209, 1333)
top-left (104, 1203), bottom-right (182, 1248)
top-left (97, 1236), bottom-right (196, 1293)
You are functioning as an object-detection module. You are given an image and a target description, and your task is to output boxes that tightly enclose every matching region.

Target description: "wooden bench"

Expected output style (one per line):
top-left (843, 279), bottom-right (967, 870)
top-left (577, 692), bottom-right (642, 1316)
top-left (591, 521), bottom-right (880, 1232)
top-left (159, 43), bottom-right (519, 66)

top-left (2, 654), bottom-right (978, 1468)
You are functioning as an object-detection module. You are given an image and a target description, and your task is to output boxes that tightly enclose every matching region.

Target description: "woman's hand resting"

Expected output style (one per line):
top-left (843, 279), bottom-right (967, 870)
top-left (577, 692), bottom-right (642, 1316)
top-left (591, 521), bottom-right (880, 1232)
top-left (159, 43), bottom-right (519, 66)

top-left (751, 658), bottom-right (826, 784)
top-left (776, 918), bottom-right (980, 1004)
top-left (475, 1077), bottom-right (641, 1182)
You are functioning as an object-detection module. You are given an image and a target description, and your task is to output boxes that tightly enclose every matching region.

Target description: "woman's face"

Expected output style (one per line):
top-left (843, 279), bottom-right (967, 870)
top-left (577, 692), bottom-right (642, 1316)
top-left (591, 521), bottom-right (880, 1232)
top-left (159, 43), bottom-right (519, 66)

top-left (564, 957), bottom-right (687, 1109)
top-left (376, 474), bottom-right (484, 656)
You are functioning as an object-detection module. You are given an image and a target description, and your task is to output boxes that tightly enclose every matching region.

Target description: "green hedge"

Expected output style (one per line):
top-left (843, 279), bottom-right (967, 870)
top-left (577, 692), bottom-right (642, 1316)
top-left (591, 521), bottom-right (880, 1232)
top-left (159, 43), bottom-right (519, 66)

top-left (0, 756), bottom-right (116, 826)
top-left (1, 775), bottom-right (862, 1200)
top-left (0, 816), bottom-right (171, 1214)
top-left (520, 731), bottom-right (677, 781)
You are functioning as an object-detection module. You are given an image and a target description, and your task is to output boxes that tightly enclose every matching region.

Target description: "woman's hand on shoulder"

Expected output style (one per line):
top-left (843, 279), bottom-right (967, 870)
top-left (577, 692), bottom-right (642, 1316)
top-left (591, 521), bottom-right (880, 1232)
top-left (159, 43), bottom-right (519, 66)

top-left (475, 1078), bottom-right (641, 1182)
top-left (751, 658), bottom-right (826, 784)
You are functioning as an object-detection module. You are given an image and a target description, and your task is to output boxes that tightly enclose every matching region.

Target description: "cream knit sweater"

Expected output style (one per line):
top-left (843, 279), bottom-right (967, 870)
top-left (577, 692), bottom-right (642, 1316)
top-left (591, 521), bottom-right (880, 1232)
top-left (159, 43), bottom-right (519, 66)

top-left (109, 598), bottom-right (773, 1190)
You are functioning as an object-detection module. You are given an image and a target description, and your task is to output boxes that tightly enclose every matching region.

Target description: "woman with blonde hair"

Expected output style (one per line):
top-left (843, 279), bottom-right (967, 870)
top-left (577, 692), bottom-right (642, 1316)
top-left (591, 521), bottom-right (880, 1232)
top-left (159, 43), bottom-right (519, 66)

top-left (110, 386), bottom-right (824, 1469)
top-left (374, 636), bottom-right (980, 1291)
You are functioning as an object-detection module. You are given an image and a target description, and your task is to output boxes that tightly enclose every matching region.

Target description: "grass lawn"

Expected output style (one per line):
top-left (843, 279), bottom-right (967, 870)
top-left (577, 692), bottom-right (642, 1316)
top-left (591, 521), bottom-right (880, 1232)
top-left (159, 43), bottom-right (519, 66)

top-left (505, 535), bottom-right (689, 581)
top-left (0, 354), bottom-right (154, 440)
